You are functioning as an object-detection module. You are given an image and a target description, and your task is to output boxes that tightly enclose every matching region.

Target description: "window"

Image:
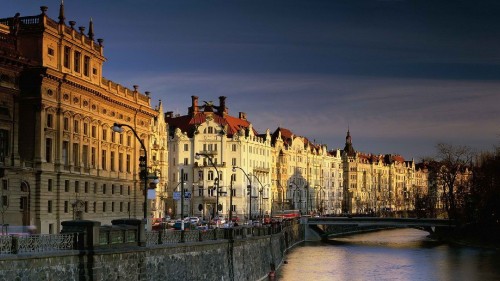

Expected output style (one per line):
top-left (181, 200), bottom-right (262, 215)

top-left (74, 51), bottom-right (81, 72)
top-left (126, 154), bottom-right (131, 172)
top-left (48, 201), bottom-right (52, 213)
top-left (73, 143), bottom-right (79, 166)
top-left (119, 134), bottom-right (123, 145)
top-left (93, 202), bottom-right (97, 212)
top-left (73, 120), bottom-right (79, 133)
top-left (120, 202), bottom-right (123, 212)
top-left (102, 129), bottom-right (107, 141)
top-left (111, 132), bottom-right (116, 143)
top-left (183, 172), bottom-right (188, 181)
top-left (63, 117), bottom-right (69, 131)
top-left (93, 182), bottom-right (97, 193)
top-left (75, 181), bottom-right (80, 193)
top-left (46, 113), bottom-right (53, 128)
top-left (48, 179), bottom-right (52, 192)
top-left (82, 145), bottom-right (88, 167)
top-left (198, 171), bottom-right (203, 181)
top-left (207, 127), bottom-right (213, 134)
top-left (65, 180), bottom-right (69, 192)
top-left (83, 123), bottom-right (88, 135)
top-left (184, 158), bottom-right (188, 165)
top-left (85, 182), bottom-right (89, 193)
top-left (64, 201), bottom-right (69, 213)
top-left (111, 184), bottom-right (115, 195)
top-left (102, 184), bottom-right (106, 194)
top-left (110, 151), bottom-right (115, 171)
top-left (232, 144), bottom-right (237, 151)
top-left (112, 202), bottom-right (115, 212)
top-left (83, 56), bottom-right (90, 76)
top-left (127, 135), bottom-right (131, 146)
top-left (49, 224), bottom-right (54, 234)
top-left (232, 158), bottom-right (237, 166)
top-left (0, 130), bottom-right (8, 162)
top-left (102, 149), bottom-right (107, 170)
top-left (2, 195), bottom-right (7, 207)
top-left (118, 153), bottom-right (123, 172)
top-left (128, 186), bottom-right (131, 195)
top-left (85, 202), bottom-right (88, 213)
top-left (120, 185), bottom-right (123, 195)
top-left (103, 202), bottom-right (106, 212)
top-left (208, 171), bottom-right (214, 181)
top-left (91, 126), bottom-right (96, 138)
top-left (198, 187), bottom-right (204, 196)
top-left (45, 138), bottom-right (52, 163)
top-left (92, 68), bottom-right (97, 75)
top-left (91, 147), bottom-right (96, 167)
top-left (184, 144), bottom-right (189, 151)
top-left (231, 189), bottom-right (236, 197)
top-left (64, 46), bottom-right (70, 68)
top-left (231, 174), bottom-right (236, 182)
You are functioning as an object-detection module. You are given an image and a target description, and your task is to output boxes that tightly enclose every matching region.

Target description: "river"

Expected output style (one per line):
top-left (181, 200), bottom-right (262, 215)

top-left (275, 228), bottom-right (500, 281)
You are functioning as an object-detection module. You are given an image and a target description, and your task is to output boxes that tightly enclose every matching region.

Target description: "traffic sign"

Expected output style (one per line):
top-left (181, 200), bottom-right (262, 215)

top-left (173, 192), bottom-right (181, 200)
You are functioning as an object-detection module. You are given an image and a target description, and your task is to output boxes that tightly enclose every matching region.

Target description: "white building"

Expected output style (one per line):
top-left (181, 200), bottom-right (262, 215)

top-left (166, 96), bottom-right (272, 221)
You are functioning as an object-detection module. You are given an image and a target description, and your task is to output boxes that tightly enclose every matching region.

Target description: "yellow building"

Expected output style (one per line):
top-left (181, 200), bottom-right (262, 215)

top-left (0, 4), bottom-right (164, 233)
top-left (342, 130), bottom-right (428, 216)
top-left (271, 128), bottom-right (343, 215)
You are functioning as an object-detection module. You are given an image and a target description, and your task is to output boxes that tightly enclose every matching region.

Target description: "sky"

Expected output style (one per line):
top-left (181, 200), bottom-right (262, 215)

top-left (3, 0), bottom-right (500, 160)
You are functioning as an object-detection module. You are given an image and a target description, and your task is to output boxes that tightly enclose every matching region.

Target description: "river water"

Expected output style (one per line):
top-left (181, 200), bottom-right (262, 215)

top-left (275, 228), bottom-right (500, 281)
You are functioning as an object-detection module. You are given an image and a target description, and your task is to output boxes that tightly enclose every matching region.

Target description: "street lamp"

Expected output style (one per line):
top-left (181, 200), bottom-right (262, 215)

top-left (195, 153), bottom-right (221, 220)
top-left (250, 174), bottom-right (269, 220)
top-left (112, 122), bottom-right (155, 230)
top-left (232, 166), bottom-right (252, 222)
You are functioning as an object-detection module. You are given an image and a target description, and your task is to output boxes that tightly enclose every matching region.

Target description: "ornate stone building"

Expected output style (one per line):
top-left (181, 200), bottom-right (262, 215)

top-left (0, 4), bottom-right (164, 233)
top-left (342, 130), bottom-right (428, 215)
top-left (166, 96), bottom-right (272, 221)
top-left (271, 127), bottom-right (343, 216)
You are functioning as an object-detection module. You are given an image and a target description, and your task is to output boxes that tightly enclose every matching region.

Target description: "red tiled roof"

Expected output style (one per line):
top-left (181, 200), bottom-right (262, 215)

top-left (166, 112), bottom-right (257, 137)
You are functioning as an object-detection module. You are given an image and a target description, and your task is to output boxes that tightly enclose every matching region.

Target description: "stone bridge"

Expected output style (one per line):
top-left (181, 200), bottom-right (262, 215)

top-left (302, 217), bottom-right (456, 241)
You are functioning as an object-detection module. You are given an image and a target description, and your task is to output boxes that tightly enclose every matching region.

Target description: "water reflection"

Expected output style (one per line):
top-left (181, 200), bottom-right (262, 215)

top-left (276, 228), bottom-right (500, 281)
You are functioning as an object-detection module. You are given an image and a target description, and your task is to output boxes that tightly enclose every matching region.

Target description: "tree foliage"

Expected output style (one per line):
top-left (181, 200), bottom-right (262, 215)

top-left (427, 143), bottom-right (474, 220)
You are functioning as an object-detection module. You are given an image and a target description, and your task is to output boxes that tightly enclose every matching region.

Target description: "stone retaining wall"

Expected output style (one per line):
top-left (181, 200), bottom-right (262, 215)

top-left (0, 224), bottom-right (303, 281)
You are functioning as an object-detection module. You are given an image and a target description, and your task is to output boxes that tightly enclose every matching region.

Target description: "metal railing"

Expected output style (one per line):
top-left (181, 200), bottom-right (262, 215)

top-left (0, 233), bottom-right (75, 254)
top-left (0, 220), bottom-right (301, 255)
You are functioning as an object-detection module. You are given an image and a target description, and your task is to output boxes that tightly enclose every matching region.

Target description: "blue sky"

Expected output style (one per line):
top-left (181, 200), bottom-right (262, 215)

top-left (4, 0), bottom-right (500, 160)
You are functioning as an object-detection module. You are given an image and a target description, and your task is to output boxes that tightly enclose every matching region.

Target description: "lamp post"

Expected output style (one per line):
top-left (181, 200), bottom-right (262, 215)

top-left (250, 174), bottom-right (269, 221)
top-left (229, 174), bottom-right (234, 225)
top-left (195, 153), bottom-right (220, 221)
top-left (112, 123), bottom-right (151, 230)
top-left (232, 166), bottom-right (252, 222)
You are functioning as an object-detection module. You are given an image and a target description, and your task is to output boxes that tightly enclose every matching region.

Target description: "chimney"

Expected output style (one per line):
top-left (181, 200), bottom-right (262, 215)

top-left (165, 111), bottom-right (173, 118)
top-left (219, 96), bottom-right (228, 116)
top-left (189, 96), bottom-right (199, 116)
top-left (239, 112), bottom-right (247, 120)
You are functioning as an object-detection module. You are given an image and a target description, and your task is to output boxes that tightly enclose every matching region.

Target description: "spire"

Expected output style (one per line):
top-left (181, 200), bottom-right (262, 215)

top-left (58, 0), bottom-right (65, 24)
top-left (343, 129), bottom-right (355, 156)
top-left (88, 18), bottom-right (94, 40)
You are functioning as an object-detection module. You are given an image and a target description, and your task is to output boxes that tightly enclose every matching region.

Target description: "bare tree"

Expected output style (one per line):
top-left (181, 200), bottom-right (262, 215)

top-left (434, 143), bottom-right (474, 220)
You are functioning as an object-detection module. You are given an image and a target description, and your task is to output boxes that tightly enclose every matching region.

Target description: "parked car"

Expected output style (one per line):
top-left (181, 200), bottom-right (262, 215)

top-left (173, 221), bottom-right (192, 230)
top-left (189, 217), bottom-right (200, 224)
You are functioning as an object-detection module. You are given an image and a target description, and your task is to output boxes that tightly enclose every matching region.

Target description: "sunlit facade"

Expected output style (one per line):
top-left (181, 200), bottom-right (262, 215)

top-left (271, 128), bottom-right (343, 216)
top-left (166, 96), bottom-right (272, 221)
top-left (0, 5), bottom-right (162, 233)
